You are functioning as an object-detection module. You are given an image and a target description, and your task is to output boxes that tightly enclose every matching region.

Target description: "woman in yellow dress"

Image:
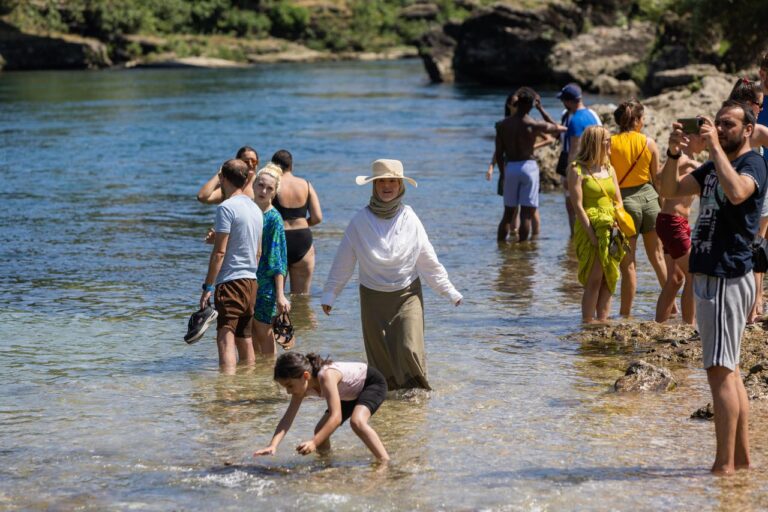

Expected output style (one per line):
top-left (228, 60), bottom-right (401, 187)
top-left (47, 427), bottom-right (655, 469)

top-left (567, 125), bottom-right (625, 323)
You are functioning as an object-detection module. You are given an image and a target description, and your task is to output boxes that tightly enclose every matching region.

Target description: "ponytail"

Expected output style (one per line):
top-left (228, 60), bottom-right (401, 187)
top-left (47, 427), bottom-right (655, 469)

top-left (613, 99), bottom-right (644, 132)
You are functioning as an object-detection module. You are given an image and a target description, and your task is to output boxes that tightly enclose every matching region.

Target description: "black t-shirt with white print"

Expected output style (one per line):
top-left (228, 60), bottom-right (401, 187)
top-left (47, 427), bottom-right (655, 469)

top-left (689, 151), bottom-right (768, 277)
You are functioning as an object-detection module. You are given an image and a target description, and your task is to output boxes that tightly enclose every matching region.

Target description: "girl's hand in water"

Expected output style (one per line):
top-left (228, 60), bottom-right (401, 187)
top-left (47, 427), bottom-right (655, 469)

top-left (253, 446), bottom-right (276, 456)
top-left (296, 440), bottom-right (316, 455)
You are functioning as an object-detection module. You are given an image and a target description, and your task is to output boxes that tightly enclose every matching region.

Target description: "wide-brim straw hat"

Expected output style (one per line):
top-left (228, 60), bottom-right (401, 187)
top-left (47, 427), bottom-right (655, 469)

top-left (355, 159), bottom-right (418, 187)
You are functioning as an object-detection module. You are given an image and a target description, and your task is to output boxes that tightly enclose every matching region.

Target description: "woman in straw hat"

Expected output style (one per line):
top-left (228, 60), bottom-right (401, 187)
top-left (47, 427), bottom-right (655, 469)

top-left (321, 159), bottom-right (462, 390)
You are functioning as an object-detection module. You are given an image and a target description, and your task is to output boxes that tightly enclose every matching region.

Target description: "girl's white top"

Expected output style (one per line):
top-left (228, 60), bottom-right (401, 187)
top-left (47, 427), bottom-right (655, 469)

top-left (305, 362), bottom-right (368, 401)
top-left (321, 205), bottom-right (462, 307)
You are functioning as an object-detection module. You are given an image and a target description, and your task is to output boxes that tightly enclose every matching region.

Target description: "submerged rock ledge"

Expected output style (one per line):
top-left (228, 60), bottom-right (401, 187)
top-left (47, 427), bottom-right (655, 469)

top-left (574, 320), bottom-right (768, 417)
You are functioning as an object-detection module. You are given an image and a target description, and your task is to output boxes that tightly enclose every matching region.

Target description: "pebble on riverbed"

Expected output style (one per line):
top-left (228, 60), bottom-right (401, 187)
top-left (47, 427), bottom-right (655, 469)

top-left (614, 360), bottom-right (677, 393)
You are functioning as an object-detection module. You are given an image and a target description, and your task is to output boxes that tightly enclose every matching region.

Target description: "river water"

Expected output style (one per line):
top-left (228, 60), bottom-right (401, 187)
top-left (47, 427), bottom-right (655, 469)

top-left (2, 60), bottom-right (768, 511)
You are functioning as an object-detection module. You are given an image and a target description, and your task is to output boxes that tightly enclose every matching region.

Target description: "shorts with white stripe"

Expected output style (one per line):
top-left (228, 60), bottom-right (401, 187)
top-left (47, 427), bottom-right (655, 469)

top-left (694, 272), bottom-right (755, 371)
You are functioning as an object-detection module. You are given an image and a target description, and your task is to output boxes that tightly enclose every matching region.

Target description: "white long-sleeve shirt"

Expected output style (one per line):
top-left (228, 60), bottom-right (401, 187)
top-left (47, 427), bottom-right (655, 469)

top-left (321, 205), bottom-right (463, 307)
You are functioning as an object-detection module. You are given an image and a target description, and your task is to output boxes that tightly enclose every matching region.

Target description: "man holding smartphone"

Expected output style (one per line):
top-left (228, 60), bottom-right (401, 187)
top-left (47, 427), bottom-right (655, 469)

top-left (660, 100), bottom-right (768, 475)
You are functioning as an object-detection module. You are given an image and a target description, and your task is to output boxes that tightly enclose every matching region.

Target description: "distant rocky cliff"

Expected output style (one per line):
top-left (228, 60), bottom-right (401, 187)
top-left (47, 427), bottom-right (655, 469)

top-left (416, 1), bottom-right (748, 97)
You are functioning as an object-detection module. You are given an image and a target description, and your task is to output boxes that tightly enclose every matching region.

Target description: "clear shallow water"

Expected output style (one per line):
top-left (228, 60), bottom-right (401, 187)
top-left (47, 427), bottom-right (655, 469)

top-left (2, 60), bottom-right (768, 511)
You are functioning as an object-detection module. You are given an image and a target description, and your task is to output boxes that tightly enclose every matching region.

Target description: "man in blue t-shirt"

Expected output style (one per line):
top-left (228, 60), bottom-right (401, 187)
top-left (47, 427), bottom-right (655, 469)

top-left (660, 100), bottom-right (768, 475)
top-left (556, 83), bottom-right (602, 235)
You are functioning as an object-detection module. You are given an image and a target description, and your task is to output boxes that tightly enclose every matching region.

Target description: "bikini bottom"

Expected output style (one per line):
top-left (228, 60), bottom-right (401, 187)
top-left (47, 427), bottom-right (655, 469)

top-left (285, 228), bottom-right (313, 265)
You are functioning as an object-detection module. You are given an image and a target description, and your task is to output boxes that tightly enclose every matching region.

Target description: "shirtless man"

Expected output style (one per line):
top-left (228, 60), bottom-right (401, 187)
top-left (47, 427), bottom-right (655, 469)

top-left (655, 133), bottom-right (706, 324)
top-left (494, 87), bottom-right (565, 241)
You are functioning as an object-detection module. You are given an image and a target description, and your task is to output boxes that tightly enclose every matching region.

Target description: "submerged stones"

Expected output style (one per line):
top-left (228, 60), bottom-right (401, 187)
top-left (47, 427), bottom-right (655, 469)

top-left (614, 360), bottom-right (677, 393)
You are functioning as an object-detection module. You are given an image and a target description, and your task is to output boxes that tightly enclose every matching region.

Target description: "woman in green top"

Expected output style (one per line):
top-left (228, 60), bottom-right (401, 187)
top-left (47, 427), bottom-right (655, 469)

top-left (567, 125), bottom-right (626, 323)
top-left (253, 163), bottom-right (290, 354)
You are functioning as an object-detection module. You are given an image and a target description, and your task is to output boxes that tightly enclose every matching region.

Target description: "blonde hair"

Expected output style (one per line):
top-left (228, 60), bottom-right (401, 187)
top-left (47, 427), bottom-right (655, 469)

top-left (256, 162), bottom-right (283, 193)
top-left (573, 125), bottom-right (611, 169)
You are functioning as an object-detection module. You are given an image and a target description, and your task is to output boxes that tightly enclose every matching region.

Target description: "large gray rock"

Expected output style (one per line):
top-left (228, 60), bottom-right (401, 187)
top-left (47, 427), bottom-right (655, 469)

top-left (418, 23), bottom-right (460, 83)
top-left (614, 360), bottom-right (677, 392)
top-left (0, 26), bottom-right (111, 70)
top-left (648, 64), bottom-right (721, 95)
top-left (549, 23), bottom-right (654, 89)
top-left (419, 3), bottom-right (583, 85)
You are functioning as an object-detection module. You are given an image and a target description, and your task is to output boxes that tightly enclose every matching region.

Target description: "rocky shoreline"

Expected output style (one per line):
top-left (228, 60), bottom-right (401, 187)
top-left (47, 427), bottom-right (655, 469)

top-left (0, 25), bottom-right (418, 72)
top-left (574, 320), bottom-right (768, 419)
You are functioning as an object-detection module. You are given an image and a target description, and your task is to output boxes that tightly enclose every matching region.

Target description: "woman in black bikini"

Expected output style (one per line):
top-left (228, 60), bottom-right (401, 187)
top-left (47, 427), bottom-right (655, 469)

top-left (271, 150), bottom-right (323, 294)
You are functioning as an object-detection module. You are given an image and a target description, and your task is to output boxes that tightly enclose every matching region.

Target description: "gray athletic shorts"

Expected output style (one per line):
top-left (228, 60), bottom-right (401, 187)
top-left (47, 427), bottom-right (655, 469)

top-left (694, 272), bottom-right (755, 371)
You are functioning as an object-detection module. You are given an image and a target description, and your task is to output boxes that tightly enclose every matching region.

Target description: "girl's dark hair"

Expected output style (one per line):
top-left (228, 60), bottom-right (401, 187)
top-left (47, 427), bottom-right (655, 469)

top-left (728, 77), bottom-right (762, 106)
top-left (274, 352), bottom-right (332, 379)
top-left (613, 99), bottom-right (644, 132)
top-left (271, 149), bottom-right (293, 172)
top-left (236, 145), bottom-right (258, 160)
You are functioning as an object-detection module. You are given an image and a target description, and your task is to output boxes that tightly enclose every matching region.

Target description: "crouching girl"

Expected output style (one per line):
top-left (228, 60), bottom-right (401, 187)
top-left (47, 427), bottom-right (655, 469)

top-left (254, 352), bottom-right (389, 461)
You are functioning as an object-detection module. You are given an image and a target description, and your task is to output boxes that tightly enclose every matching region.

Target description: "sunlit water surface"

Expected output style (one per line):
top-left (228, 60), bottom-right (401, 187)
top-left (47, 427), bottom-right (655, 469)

top-left (2, 60), bottom-right (768, 511)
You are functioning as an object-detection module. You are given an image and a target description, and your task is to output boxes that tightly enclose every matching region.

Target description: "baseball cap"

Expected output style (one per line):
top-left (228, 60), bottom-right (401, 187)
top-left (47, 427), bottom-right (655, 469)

top-left (557, 83), bottom-right (582, 101)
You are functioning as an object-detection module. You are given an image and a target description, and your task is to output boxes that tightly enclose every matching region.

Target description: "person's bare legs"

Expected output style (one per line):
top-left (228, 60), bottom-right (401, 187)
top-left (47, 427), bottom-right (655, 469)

top-left (252, 321), bottom-right (276, 355)
top-left (564, 195), bottom-right (575, 237)
top-left (620, 236), bottom-right (638, 317)
top-left (596, 279), bottom-right (612, 321)
top-left (655, 255), bottom-right (684, 323)
top-left (236, 335), bottom-right (255, 363)
top-left (582, 256), bottom-right (604, 323)
top-left (643, 231), bottom-right (675, 314)
top-left (681, 274), bottom-right (695, 325)
top-left (217, 328), bottom-right (237, 370)
top-left (707, 366), bottom-right (747, 475)
top-left (497, 206), bottom-right (517, 242)
top-left (349, 405), bottom-right (389, 461)
top-left (518, 206), bottom-right (535, 242)
top-left (531, 209), bottom-right (541, 239)
top-left (313, 411), bottom-right (332, 453)
top-left (734, 367), bottom-right (751, 470)
top-left (288, 244), bottom-right (315, 294)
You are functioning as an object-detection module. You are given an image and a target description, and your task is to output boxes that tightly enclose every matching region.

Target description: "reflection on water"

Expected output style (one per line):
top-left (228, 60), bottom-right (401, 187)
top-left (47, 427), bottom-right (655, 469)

top-left (2, 60), bottom-right (768, 510)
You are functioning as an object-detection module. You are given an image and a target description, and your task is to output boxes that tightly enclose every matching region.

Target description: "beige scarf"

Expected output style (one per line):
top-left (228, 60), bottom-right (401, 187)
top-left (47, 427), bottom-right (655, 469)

top-left (368, 181), bottom-right (405, 219)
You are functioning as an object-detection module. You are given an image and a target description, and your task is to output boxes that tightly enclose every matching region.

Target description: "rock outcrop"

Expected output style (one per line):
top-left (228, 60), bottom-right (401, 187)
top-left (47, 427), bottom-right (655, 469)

top-left (548, 23), bottom-right (653, 92)
top-left (614, 360), bottom-right (677, 392)
top-left (419, 3), bottom-right (583, 85)
top-left (0, 24), bottom-right (111, 70)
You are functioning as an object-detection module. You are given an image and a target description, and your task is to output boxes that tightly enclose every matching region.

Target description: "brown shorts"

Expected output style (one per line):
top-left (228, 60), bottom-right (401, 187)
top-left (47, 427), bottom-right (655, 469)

top-left (214, 278), bottom-right (257, 338)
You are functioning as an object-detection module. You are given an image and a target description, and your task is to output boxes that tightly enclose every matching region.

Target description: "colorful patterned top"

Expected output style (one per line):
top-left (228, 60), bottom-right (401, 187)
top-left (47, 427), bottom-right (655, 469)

top-left (256, 207), bottom-right (287, 286)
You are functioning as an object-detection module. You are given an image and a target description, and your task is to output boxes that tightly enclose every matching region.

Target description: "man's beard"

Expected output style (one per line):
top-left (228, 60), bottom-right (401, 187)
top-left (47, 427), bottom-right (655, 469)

top-left (720, 128), bottom-right (748, 154)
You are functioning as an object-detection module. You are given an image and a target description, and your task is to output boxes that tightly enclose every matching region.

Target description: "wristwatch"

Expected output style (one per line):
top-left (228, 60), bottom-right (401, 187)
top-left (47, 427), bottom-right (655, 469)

top-left (666, 148), bottom-right (682, 160)
top-left (202, 283), bottom-right (215, 292)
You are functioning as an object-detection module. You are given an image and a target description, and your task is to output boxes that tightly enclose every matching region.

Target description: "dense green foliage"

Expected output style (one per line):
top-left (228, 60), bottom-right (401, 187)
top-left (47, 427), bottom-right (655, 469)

top-left (4, 0), bottom-right (476, 54)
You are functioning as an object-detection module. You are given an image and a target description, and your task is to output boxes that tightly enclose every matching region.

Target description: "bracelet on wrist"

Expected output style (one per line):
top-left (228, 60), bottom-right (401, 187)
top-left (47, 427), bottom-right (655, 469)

top-left (666, 148), bottom-right (682, 160)
top-left (202, 283), bottom-right (215, 292)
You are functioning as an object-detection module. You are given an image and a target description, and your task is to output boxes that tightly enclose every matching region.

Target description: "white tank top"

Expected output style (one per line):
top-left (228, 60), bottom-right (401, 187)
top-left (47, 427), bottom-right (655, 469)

top-left (306, 362), bottom-right (368, 401)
